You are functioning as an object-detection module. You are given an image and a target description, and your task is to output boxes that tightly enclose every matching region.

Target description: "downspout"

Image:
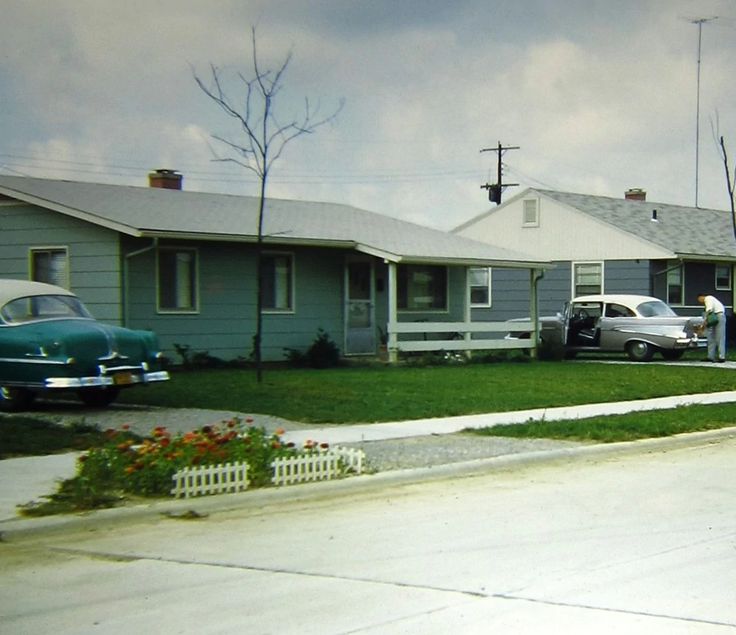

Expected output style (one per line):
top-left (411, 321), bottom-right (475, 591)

top-left (122, 238), bottom-right (158, 327)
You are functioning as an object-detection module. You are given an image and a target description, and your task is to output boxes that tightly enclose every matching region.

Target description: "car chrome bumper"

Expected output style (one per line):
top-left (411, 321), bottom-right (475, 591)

top-left (44, 370), bottom-right (170, 389)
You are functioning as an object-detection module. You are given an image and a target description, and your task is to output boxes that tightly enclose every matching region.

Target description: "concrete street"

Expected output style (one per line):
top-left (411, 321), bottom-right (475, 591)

top-left (2, 435), bottom-right (735, 634)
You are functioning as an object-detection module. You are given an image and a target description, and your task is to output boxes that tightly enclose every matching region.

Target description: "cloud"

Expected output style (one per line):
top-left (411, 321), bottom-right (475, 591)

top-left (2, 0), bottom-right (736, 229)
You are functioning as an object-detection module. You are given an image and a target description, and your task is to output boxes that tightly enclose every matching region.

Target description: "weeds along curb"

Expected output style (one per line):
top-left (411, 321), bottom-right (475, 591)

top-left (3, 425), bottom-right (736, 544)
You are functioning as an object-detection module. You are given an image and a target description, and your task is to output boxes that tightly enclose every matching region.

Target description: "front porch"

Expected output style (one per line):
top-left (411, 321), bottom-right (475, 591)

top-left (383, 263), bottom-right (543, 362)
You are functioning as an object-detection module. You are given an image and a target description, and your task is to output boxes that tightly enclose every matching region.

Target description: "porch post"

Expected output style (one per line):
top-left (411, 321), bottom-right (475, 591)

top-left (529, 268), bottom-right (541, 359)
top-left (387, 261), bottom-right (398, 363)
top-left (463, 266), bottom-right (472, 359)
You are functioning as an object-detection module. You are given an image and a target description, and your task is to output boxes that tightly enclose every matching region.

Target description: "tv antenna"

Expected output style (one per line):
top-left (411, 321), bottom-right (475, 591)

top-left (683, 15), bottom-right (718, 207)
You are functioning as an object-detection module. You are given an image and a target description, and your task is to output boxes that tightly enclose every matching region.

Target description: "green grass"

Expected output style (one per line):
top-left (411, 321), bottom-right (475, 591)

top-left (118, 361), bottom-right (736, 424)
top-left (469, 403), bottom-right (736, 443)
top-left (0, 417), bottom-right (115, 459)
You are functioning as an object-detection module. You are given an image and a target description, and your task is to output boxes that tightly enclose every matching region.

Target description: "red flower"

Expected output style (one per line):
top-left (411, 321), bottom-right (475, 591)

top-left (121, 424), bottom-right (131, 431)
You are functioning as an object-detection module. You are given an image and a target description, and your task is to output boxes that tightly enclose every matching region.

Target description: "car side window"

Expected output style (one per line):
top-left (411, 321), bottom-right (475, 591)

top-left (605, 303), bottom-right (635, 318)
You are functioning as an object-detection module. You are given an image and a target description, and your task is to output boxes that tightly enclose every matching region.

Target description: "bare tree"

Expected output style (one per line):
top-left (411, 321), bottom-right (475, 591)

top-left (712, 114), bottom-right (736, 241)
top-left (717, 135), bottom-right (736, 240)
top-left (194, 27), bottom-right (343, 381)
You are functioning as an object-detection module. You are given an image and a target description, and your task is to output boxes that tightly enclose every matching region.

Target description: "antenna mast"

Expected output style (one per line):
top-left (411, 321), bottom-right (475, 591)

top-left (687, 16), bottom-right (718, 207)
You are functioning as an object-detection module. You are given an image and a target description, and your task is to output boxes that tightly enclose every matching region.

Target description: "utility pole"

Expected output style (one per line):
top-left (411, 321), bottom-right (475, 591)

top-left (480, 142), bottom-right (519, 204)
top-left (686, 16), bottom-right (718, 207)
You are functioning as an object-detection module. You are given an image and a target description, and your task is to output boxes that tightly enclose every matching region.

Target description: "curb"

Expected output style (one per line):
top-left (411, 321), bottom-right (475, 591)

top-left (3, 425), bottom-right (736, 543)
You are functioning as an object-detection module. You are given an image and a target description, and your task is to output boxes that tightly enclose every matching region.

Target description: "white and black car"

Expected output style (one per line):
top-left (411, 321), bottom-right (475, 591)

top-left (510, 294), bottom-right (704, 362)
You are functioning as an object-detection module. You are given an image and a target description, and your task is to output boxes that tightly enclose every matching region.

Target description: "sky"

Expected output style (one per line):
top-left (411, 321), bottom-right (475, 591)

top-left (1, 0), bottom-right (735, 230)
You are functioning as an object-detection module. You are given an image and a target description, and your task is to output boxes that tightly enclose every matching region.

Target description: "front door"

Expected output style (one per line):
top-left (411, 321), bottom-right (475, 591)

top-left (345, 259), bottom-right (376, 355)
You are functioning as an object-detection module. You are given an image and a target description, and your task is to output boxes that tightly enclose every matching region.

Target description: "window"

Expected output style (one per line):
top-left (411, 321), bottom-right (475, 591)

top-left (715, 264), bottom-right (732, 291)
top-left (573, 262), bottom-right (602, 296)
top-left (522, 199), bottom-right (539, 227)
top-left (469, 267), bottom-right (491, 307)
top-left (261, 253), bottom-right (293, 311)
top-left (666, 264), bottom-right (683, 305)
top-left (158, 248), bottom-right (198, 312)
top-left (30, 247), bottom-right (69, 288)
top-left (398, 265), bottom-right (447, 311)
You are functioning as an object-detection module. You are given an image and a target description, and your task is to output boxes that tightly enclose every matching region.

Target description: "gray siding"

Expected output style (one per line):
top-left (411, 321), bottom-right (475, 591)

top-left (475, 259), bottom-right (653, 322)
top-left (0, 202), bottom-right (123, 323)
top-left (604, 260), bottom-right (650, 295)
top-left (125, 239), bottom-right (346, 363)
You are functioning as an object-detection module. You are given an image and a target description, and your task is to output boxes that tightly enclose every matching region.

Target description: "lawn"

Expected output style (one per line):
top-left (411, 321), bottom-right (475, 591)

top-left (468, 402), bottom-right (736, 443)
top-left (116, 360), bottom-right (736, 424)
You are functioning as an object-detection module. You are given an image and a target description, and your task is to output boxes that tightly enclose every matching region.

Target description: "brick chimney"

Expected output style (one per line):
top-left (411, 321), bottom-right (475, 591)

top-left (148, 169), bottom-right (183, 190)
top-left (624, 188), bottom-right (646, 201)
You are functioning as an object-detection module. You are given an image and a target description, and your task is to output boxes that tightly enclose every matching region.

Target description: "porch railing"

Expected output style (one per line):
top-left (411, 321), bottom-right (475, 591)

top-left (387, 320), bottom-right (536, 353)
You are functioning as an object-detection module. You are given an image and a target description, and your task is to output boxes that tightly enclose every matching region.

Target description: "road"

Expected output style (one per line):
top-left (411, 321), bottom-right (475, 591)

top-left (2, 437), bottom-right (735, 634)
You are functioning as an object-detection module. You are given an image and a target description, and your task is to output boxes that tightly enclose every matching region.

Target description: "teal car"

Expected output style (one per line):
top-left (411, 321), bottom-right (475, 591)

top-left (0, 279), bottom-right (169, 411)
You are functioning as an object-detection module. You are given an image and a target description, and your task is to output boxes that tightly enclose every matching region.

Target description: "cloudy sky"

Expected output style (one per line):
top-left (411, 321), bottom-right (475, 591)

top-left (1, 0), bottom-right (735, 230)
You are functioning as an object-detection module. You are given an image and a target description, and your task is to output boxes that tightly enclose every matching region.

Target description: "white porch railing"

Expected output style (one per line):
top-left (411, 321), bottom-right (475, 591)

top-left (387, 320), bottom-right (535, 353)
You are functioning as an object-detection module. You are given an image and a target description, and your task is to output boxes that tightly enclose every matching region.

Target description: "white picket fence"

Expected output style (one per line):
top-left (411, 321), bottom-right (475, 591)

top-left (171, 461), bottom-right (250, 499)
top-left (271, 446), bottom-right (365, 487)
top-left (170, 447), bottom-right (366, 498)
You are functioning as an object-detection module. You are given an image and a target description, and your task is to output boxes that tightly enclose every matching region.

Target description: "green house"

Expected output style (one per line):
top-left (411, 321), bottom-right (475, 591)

top-left (0, 174), bottom-right (548, 363)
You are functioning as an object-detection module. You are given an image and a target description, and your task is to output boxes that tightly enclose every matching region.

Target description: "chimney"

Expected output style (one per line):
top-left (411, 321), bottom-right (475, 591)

top-left (625, 188), bottom-right (646, 201)
top-left (148, 169), bottom-right (182, 190)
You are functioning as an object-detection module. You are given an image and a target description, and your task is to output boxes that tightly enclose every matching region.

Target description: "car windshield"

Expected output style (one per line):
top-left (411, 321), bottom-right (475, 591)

top-left (636, 300), bottom-right (677, 317)
top-left (0, 294), bottom-right (93, 324)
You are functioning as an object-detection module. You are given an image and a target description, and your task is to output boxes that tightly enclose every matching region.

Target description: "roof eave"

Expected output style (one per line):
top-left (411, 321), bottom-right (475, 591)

top-left (0, 188), bottom-right (142, 237)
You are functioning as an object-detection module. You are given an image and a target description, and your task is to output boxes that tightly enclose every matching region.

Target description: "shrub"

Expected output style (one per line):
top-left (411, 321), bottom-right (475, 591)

top-left (285, 329), bottom-right (341, 369)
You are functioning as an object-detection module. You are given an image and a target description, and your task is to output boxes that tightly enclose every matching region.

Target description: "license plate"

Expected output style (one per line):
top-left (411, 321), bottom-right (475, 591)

top-left (113, 372), bottom-right (134, 385)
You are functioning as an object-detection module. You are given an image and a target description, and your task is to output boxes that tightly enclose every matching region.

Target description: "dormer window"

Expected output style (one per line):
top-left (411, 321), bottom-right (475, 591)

top-left (522, 199), bottom-right (539, 227)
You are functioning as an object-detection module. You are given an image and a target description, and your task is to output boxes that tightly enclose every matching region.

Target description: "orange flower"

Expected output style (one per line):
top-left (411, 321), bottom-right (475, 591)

top-left (275, 427), bottom-right (286, 436)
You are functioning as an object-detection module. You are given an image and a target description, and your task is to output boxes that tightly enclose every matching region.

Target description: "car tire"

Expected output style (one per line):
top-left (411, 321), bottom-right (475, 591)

top-left (0, 386), bottom-right (36, 412)
top-left (661, 350), bottom-right (685, 361)
top-left (78, 387), bottom-right (120, 408)
top-left (626, 341), bottom-right (654, 362)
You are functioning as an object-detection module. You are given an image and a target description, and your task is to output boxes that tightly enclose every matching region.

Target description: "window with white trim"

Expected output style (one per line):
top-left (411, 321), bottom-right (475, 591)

top-left (715, 264), bottom-right (732, 291)
top-left (30, 247), bottom-right (69, 288)
top-left (158, 248), bottom-right (198, 312)
top-left (469, 267), bottom-right (491, 307)
top-left (398, 265), bottom-right (447, 311)
top-left (522, 199), bottom-right (539, 227)
top-left (666, 263), bottom-right (683, 305)
top-left (573, 262), bottom-right (602, 296)
top-left (261, 252), bottom-right (294, 312)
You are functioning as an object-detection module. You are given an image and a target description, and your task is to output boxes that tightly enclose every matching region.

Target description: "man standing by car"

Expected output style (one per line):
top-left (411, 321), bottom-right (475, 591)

top-left (697, 294), bottom-right (727, 362)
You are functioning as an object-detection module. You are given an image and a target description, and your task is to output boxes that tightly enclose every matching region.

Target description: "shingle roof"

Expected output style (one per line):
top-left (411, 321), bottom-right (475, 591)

top-left (537, 189), bottom-right (736, 259)
top-left (0, 175), bottom-right (548, 268)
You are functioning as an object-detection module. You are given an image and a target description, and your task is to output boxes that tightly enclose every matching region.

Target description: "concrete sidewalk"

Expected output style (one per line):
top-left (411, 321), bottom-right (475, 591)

top-left (282, 389), bottom-right (736, 444)
top-left (3, 390), bottom-right (736, 533)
